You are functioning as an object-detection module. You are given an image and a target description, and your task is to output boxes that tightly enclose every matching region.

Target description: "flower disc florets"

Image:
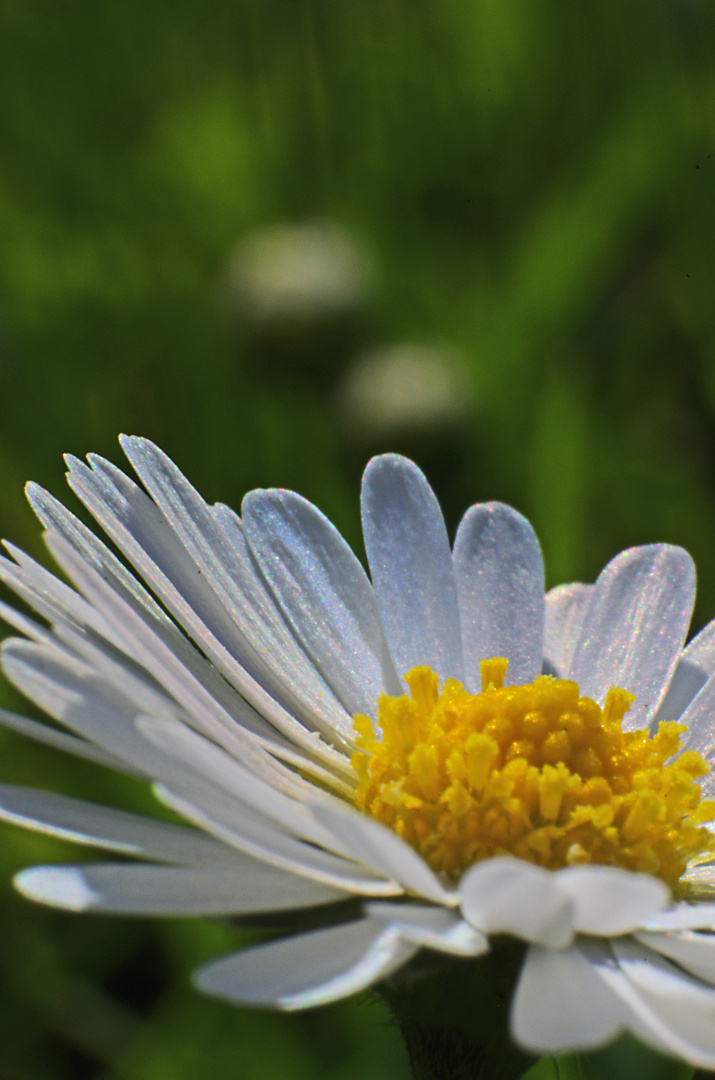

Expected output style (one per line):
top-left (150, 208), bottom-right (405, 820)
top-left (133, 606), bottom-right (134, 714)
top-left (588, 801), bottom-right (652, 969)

top-left (352, 658), bottom-right (715, 889)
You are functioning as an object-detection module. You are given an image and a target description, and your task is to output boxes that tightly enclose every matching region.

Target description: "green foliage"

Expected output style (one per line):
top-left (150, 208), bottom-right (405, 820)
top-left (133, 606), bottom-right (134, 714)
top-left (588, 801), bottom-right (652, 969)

top-left (0, 1), bottom-right (715, 1076)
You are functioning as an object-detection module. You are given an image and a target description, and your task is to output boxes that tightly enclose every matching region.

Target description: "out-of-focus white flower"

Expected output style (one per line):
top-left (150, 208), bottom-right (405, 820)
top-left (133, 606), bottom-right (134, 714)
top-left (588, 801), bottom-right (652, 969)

top-left (336, 342), bottom-right (469, 436)
top-left (3, 442), bottom-right (715, 1065)
top-left (224, 220), bottom-right (372, 324)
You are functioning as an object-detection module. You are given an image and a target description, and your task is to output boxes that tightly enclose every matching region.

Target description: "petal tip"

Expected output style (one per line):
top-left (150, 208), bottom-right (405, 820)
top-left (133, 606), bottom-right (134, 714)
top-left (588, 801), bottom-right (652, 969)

top-left (14, 866), bottom-right (99, 911)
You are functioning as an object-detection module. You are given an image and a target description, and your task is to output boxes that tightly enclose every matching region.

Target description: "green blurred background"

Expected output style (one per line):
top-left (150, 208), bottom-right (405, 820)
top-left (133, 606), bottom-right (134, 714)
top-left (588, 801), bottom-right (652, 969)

top-left (0, 1), bottom-right (714, 1077)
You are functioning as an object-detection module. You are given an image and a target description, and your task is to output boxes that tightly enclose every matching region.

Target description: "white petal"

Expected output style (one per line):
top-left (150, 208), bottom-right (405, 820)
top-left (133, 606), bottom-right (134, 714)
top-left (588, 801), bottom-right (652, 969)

top-left (6, 524), bottom-right (316, 775)
top-left (242, 488), bottom-right (400, 715)
top-left (360, 454), bottom-right (464, 683)
top-left (119, 437), bottom-right (353, 741)
top-left (640, 902), bottom-right (715, 932)
top-left (16, 866), bottom-right (99, 911)
top-left (64, 456), bottom-right (352, 764)
top-left (613, 933), bottom-right (715, 1002)
top-left (511, 943), bottom-right (624, 1054)
top-left (651, 657), bottom-right (708, 727)
top-left (44, 531), bottom-right (340, 771)
top-left (0, 706), bottom-right (134, 774)
top-left (311, 801), bottom-right (456, 905)
top-left (137, 716), bottom-right (348, 854)
top-left (610, 937), bottom-right (715, 1065)
top-left (0, 545), bottom-right (116, 646)
top-left (569, 545), bottom-right (695, 728)
top-left (194, 917), bottom-right (417, 1009)
top-left (366, 901), bottom-right (487, 956)
top-left (2, 639), bottom-right (168, 777)
top-left (673, 674), bottom-right (715, 795)
top-left (570, 938), bottom-right (679, 1060)
top-left (452, 503), bottom-right (544, 691)
top-left (554, 866), bottom-right (669, 936)
top-left (155, 780), bottom-right (402, 898)
top-left (683, 619), bottom-right (715, 676)
top-left (15, 861), bottom-right (347, 916)
top-left (0, 783), bottom-right (231, 863)
top-left (460, 858), bottom-right (573, 947)
top-left (544, 583), bottom-right (591, 677)
top-left (26, 481), bottom-right (179, 635)
top-left (636, 930), bottom-right (715, 985)
top-left (42, 533), bottom-right (352, 796)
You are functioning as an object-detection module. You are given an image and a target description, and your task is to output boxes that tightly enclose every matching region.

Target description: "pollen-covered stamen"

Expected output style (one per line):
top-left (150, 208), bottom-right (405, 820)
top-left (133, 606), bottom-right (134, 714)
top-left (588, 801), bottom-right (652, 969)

top-left (351, 659), bottom-right (715, 890)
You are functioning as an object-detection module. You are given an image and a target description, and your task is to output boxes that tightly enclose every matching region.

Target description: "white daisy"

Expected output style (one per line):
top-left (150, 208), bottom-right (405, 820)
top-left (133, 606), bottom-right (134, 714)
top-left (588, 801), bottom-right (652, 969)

top-left (2, 440), bottom-right (715, 1067)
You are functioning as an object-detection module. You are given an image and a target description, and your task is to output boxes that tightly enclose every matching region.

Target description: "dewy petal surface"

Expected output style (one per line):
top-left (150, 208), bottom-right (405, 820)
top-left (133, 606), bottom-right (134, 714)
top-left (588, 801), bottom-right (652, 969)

top-left (453, 502), bottom-right (544, 690)
top-left (361, 454), bottom-right (464, 684)
top-left (674, 672), bottom-right (715, 796)
top-left (194, 918), bottom-right (417, 1010)
top-left (543, 582), bottom-right (591, 677)
top-left (119, 437), bottom-right (353, 741)
top-left (242, 488), bottom-right (400, 716)
top-left (61, 456), bottom-right (349, 764)
top-left (569, 545), bottom-right (695, 728)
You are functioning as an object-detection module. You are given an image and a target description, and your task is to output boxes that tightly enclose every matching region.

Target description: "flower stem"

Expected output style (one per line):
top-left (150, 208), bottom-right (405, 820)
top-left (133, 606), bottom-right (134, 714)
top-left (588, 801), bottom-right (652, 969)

top-left (380, 943), bottom-right (535, 1080)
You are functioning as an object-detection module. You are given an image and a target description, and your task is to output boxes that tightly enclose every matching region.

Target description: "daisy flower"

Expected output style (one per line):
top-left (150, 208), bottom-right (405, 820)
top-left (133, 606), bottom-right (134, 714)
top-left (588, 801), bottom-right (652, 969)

top-left (2, 440), bottom-right (715, 1070)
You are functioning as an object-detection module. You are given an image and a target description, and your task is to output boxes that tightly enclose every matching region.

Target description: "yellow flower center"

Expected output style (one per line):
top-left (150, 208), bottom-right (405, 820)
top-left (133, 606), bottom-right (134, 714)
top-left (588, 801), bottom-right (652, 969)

top-left (351, 658), bottom-right (715, 890)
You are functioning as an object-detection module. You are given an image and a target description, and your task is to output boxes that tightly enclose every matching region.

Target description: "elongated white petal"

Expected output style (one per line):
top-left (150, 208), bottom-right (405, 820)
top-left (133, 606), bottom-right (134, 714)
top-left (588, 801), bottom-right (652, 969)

top-left (674, 674), bottom-right (715, 796)
top-left (194, 918), bottom-right (417, 1009)
top-left (16, 861), bottom-right (348, 915)
top-left (43, 534), bottom-right (353, 796)
top-left (44, 533), bottom-right (307, 762)
top-left (651, 657), bottom-right (708, 728)
top-left (554, 866), bottom-right (669, 936)
top-left (155, 781), bottom-right (402, 897)
top-left (366, 901), bottom-right (487, 956)
top-left (0, 546), bottom-right (117, 647)
top-left (242, 488), bottom-right (400, 715)
top-left (138, 716), bottom-right (348, 854)
top-left (610, 937), bottom-right (715, 1065)
top-left (544, 583), bottom-right (591, 677)
top-left (511, 944), bottom-right (624, 1054)
top-left (641, 903), bottom-right (715, 932)
top-left (0, 706), bottom-right (135, 774)
top-left (684, 619), bottom-right (715, 675)
top-left (361, 454), bottom-right (464, 683)
top-left (636, 930), bottom-right (715, 985)
top-left (64, 455), bottom-right (352, 763)
top-left (26, 480), bottom-right (182, 635)
top-left (119, 437), bottom-right (353, 740)
top-left (573, 938), bottom-right (695, 1061)
top-left (0, 783), bottom-right (231, 863)
top-left (453, 503), bottom-right (544, 691)
top-left (2, 639), bottom-right (167, 777)
top-left (460, 858), bottom-right (573, 947)
top-left (570, 545), bottom-right (695, 728)
top-left (311, 801), bottom-right (456, 905)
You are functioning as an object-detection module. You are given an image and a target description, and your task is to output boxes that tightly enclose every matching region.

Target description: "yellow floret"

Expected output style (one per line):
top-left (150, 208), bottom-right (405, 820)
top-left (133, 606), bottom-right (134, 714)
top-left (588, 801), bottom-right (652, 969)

top-left (352, 659), bottom-right (715, 890)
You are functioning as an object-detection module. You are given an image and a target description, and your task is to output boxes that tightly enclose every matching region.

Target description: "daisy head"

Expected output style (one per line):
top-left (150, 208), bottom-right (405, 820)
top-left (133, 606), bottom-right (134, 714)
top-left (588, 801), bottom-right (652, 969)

top-left (2, 440), bottom-right (715, 1068)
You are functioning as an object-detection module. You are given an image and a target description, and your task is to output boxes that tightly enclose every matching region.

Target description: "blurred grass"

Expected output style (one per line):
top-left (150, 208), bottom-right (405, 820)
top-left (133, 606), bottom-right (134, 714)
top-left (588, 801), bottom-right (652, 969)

top-left (1, 0), bottom-right (715, 1076)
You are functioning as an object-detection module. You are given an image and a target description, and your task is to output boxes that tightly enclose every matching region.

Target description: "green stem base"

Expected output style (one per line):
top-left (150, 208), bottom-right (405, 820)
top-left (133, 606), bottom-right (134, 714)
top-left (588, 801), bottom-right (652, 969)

top-left (380, 943), bottom-right (535, 1080)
